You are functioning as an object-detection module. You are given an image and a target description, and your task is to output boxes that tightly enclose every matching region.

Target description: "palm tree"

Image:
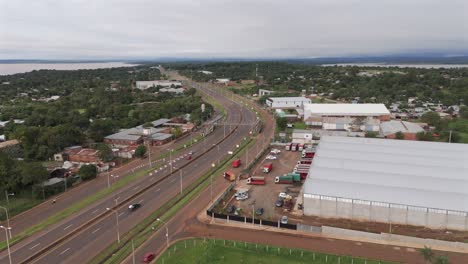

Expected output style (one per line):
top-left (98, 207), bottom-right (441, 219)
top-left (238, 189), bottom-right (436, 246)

top-left (433, 256), bottom-right (449, 264)
top-left (419, 246), bottom-right (434, 264)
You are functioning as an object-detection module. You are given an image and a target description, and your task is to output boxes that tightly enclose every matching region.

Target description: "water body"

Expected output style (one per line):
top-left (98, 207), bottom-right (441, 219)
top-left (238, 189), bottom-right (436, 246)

top-left (0, 62), bottom-right (139, 75)
top-left (322, 63), bottom-right (468, 69)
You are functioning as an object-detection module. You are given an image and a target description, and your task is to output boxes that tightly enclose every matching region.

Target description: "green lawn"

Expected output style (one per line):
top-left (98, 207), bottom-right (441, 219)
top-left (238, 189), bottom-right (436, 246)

top-left (157, 239), bottom-right (393, 264)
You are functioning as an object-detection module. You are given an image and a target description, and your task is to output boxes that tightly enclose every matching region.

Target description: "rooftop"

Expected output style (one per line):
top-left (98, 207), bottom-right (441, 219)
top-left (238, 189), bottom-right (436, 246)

top-left (380, 120), bottom-right (424, 136)
top-left (268, 97), bottom-right (311, 102)
top-left (304, 136), bottom-right (468, 212)
top-left (304, 104), bottom-right (390, 116)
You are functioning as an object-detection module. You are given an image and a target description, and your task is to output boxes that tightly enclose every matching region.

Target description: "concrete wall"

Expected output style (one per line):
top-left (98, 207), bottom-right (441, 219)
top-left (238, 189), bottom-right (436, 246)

top-left (303, 195), bottom-right (468, 231)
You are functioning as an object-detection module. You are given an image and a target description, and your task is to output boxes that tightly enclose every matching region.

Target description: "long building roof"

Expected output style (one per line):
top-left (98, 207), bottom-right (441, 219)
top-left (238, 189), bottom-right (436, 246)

top-left (304, 136), bottom-right (468, 212)
top-left (304, 103), bottom-right (390, 116)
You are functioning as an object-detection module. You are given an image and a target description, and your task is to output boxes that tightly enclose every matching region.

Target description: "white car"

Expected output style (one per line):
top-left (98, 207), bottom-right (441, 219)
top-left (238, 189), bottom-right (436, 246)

top-left (278, 192), bottom-right (288, 199)
top-left (270, 149), bottom-right (281, 154)
top-left (266, 155), bottom-right (277, 160)
top-left (236, 194), bottom-right (249, 201)
top-left (280, 215), bottom-right (288, 224)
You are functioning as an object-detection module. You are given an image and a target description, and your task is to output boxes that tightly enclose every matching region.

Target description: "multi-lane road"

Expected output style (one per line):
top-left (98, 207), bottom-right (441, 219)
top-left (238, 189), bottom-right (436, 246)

top-left (0, 81), bottom-right (257, 263)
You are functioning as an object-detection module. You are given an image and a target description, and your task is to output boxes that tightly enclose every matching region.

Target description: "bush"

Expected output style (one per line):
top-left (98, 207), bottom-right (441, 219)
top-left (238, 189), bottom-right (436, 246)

top-left (79, 165), bottom-right (97, 181)
top-left (135, 145), bottom-right (147, 158)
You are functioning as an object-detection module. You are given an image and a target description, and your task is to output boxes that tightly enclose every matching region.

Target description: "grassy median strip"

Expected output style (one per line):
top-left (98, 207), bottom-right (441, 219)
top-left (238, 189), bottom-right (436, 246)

top-left (157, 238), bottom-right (394, 264)
top-left (91, 138), bottom-right (256, 264)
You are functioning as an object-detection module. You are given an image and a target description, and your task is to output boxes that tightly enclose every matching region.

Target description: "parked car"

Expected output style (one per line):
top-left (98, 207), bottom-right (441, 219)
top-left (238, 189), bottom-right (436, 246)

top-left (280, 215), bottom-right (288, 224)
top-left (186, 155), bottom-right (192, 160)
top-left (226, 205), bottom-right (236, 214)
top-left (255, 208), bottom-right (264, 216)
top-left (278, 192), bottom-right (288, 199)
top-left (236, 193), bottom-right (249, 201)
top-left (287, 123), bottom-right (293, 128)
top-left (270, 149), bottom-right (281, 154)
top-left (275, 198), bottom-right (284, 207)
top-left (266, 155), bottom-right (277, 160)
top-left (142, 252), bottom-right (155, 263)
top-left (128, 203), bottom-right (141, 211)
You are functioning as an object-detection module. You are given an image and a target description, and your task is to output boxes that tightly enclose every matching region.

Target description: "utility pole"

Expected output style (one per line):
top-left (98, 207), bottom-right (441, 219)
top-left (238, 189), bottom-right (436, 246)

top-left (449, 130), bottom-right (452, 143)
top-left (179, 169), bottom-right (183, 194)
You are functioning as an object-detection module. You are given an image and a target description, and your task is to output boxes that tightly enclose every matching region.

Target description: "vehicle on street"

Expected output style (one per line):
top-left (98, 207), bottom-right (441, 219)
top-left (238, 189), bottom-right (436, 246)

top-left (223, 171), bottom-right (236, 181)
top-left (275, 198), bottom-right (284, 207)
top-left (226, 205), bottom-right (236, 214)
top-left (265, 155), bottom-right (277, 160)
top-left (278, 192), bottom-right (288, 198)
top-left (247, 176), bottom-right (265, 185)
top-left (262, 163), bottom-right (273, 173)
top-left (236, 193), bottom-right (249, 200)
top-left (280, 215), bottom-right (288, 224)
top-left (270, 148), bottom-right (281, 154)
top-left (255, 208), bottom-right (264, 215)
top-left (142, 252), bottom-right (155, 263)
top-left (128, 203), bottom-right (141, 211)
top-left (186, 155), bottom-right (192, 160)
top-left (232, 159), bottom-right (242, 168)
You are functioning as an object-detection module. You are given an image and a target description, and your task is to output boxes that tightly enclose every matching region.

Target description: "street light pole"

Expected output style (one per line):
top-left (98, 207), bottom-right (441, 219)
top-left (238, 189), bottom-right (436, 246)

top-left (106, 208), bottom-right (120, 243)
top-left (211, 163), bottom-right (215, 202)
top-left (179, 169), bottom-right (183, 194)
top-left (157, 218), bottom-right (169, 248)
top-left (0, 226), bottom-right (12, 264)
top-left (4, 191), bottom-right (14, 205)
top-left (0, 206), bottom-right (12, 238)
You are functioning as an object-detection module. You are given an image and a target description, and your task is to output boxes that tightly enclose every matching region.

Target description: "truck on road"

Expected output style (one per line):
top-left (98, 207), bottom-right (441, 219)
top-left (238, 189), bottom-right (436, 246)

top-left (223, 171), bottom-right (236, 181)
top-left (231, 159), bottom-right (241, 168)
top-left (247, 176), bottom-right (266, 185)
top-left (263, 163), bottom-right (273, 173)
top-left (297, 158), bottom-right (313, 165)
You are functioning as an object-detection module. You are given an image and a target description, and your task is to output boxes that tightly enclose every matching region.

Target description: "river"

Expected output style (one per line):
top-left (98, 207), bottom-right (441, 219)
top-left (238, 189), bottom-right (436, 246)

top-left (0, 62), bottom-right (139, 75)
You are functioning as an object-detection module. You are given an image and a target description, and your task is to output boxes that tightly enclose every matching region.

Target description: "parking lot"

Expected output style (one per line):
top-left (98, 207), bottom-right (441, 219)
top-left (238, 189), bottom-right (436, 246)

top-left (225, 146), bottom-right (303, 222)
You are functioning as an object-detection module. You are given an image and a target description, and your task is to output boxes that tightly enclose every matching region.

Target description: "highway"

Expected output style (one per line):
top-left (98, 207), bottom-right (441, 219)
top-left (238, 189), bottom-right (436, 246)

top-left (0, 81), bottom-right (257, 263)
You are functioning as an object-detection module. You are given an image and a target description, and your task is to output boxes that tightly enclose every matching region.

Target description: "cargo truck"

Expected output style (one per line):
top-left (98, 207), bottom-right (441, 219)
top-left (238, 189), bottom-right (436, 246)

top-left (301, 150), bottom-right (315, 158)
top-left (291, 143), bottom-right (298, 152)
top-left (231, 159), bottom-right (241, 168)
top-left (223, 171), bottom-right (236, 181)
top-left (297, 158), bottom-right (313, 165)
top-left (298, 143), bottom-right (304, 151)
top-left (275, 173), bottom-right (301, 184)
top-left (263, 163), bottom-right (273, 173)
top-left (247, 176), bottom-right (265, 185)
top-left (285, 143), bottom-right (292, 151)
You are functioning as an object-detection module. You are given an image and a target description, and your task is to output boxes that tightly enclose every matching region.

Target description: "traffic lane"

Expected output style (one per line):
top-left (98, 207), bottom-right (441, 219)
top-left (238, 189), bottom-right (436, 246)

top-left (4, 103), bottom-right (240, 260)
top-left (35, 119), bottom-right (252, 264)
top-left (33, 106), bottom-right (254, 263)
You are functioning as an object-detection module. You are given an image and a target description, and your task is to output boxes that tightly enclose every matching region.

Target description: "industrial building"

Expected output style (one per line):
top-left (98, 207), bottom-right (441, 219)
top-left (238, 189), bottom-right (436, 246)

top-left (136, 80), bottom-right (182, 90)
top-left (303, 136), bottom-right (468, 230)
top-left (265, 96), bottom-right (311, 109)
top-left (303, 104), bottom-right (390, 132)
top-left (380, 120), bottom-right (424, 140)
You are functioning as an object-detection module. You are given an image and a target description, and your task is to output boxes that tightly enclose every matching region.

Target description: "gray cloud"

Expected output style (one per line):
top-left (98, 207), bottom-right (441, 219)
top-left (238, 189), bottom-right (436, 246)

top-left (1, 0), bottom-right (467, 59)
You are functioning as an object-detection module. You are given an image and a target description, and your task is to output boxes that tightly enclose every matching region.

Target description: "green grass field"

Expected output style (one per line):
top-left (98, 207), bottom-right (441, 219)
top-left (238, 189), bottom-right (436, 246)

top-left (156, 239), bottom-right (393, 264)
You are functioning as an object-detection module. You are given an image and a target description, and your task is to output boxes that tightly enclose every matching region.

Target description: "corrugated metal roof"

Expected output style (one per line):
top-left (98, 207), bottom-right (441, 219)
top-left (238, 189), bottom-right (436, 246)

top-left (304, 104), bottom-right (390, 116)
top-left (380, 120), bottom-right (424, 135)
top-left (304, 136), bottom-right (468, 212)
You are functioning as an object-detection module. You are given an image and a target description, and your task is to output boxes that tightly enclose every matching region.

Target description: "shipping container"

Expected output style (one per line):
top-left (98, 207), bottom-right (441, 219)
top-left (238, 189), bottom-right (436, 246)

top-left (275, 173), bottom-right (301, 184)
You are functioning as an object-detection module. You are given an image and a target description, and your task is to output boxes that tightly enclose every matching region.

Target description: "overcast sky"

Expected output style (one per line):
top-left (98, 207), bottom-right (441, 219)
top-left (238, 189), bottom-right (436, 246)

top-left (1, 0), bottom-right (467, 59)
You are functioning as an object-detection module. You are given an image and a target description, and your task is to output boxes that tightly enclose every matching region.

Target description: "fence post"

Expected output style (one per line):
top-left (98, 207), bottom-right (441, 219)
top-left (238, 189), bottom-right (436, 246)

top-left (301, 251), bottom-right (303, 257)
top-left (185, 240), bottom-right (187, 248)
top-left (313, 253), bottom-right (315, 260)
top-left (325, 255), bottom-right (328, 262)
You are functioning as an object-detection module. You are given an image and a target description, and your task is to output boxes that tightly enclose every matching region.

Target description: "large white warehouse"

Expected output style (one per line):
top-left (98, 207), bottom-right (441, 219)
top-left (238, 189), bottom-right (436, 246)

top-left (303, 136), bottom-right (468, 230)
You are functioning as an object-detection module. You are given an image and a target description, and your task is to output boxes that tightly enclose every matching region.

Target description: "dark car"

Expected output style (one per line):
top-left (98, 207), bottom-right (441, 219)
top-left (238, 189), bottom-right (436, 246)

top-left (186, 155), bottom-right (192, 160)
top-left (142, 252), bottom-right (155, 263)
top-left (275, 198), bottom-right (284, 207)
top-left (128, 203), bottom-right (141, 211)
top-left (255, 208), bottom-right (264, 215)
top-left (226, 205), bottom-right (236, 214)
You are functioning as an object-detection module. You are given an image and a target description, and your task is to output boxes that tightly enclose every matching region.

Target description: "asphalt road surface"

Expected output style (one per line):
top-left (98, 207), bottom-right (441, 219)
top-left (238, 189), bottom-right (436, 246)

top-left (0, 82), bottom-right (257, 263)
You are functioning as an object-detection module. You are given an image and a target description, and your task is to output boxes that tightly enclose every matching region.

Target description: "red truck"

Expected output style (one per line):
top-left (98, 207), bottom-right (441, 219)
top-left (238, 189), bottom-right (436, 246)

top-left (263, 163), bottom-right (273, 173)
top-left (297, 158), bottom-right (313, 165)
top-left (223, 171), bottom-right (236, 181)
top-left (298, 143), bottom-right (304, 151)
top-left (301, 149), bottom-right (316, 158)
top-left (285, 143), bottom-right (292, 151)
top-left (231, 159), bottom-right (241, 168)
top-left (291, 143), bottom-right (298, 152)
top-left (247, 176), bottom-right (265, 185)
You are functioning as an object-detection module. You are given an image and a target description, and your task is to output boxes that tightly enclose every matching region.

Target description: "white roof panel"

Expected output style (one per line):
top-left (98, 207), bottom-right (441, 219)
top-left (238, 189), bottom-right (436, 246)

top-left (304, 103), bottom-right (390, 116)
top-left (304, 136), bottom-right (468, 212)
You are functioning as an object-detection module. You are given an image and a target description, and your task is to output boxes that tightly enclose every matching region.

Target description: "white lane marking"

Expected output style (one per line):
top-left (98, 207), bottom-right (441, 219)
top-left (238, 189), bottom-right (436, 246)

top-left (91, 209), bottom-right (99, 215)
top-left (92, 228), bottom-right (101, 234)
top-left (64, 224), bottom-right (73, 230)
top-left (60, 248), bottom-right (70, 255)
top-left (132, 186), bottom-right (139, 191)
top-left (118, 212), bottom-right (125, 217)
top-left (139, 199), bottom-right (144, 203)
top-left (156, 188), bottom-right (161, 192)
top-left (29, 243), bottom-right (40, 250)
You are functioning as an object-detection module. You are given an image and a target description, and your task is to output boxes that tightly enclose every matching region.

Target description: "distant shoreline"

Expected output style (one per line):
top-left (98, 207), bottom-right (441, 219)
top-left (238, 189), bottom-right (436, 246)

top-left (0, 62), bottom-right (139, 75)
top-left (322, 63), bottom-right (468, 69)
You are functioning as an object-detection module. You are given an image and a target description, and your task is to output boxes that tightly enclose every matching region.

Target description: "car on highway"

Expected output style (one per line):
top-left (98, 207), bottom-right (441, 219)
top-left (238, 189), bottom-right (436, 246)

top-left (128, 203), bottom-right (141, 211)
top-left (280, 215), bottom-right (288, 224)
top-left (186, 155), bottom-right (192, 160)
top-left (255, 208), bottom-right (264, 216)
top-left (265, 155), bottom-right (277, 160)
top-left (235, 193), bottom-right (249, 201)
top-left (275, 198), bottom-right (284, 207)
top-left (270, 149), bottom-right (281, 154)
top-left (142, 252), bottom-right (155, 263)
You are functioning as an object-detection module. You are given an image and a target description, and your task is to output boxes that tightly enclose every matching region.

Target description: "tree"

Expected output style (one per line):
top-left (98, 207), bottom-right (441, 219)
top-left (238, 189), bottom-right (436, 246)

top-left (421, 112), bottom-right (441, 126)
top-left (79, 165), bottom-right (97, 181)
top-left (96, 143), bottom-right (113, 162)
top-left (460, 106), bottom-right (468, 119)
top-left (135, 145), bottom-right (147, 158)
top-left (172, 127), bottom-right (183, 138)
top-left (419, 246), bottom-right (434, 264)
top-left (416, 132), bottom-right (435, 141)
top-left (276, 117), bottom-right (287, 131)
top-left (395, 131), bottom-right (405, 140)
top-left (433, 255), bottom-right (449, 264)
top-left (365, 131), bottom-right (378, 138)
